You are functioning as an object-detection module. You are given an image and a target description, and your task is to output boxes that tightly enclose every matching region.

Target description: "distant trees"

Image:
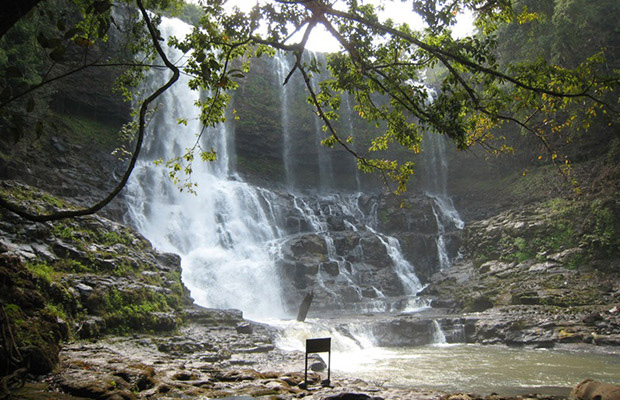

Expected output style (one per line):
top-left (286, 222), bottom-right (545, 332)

top-left (1, 0), bottom-right (619, 221)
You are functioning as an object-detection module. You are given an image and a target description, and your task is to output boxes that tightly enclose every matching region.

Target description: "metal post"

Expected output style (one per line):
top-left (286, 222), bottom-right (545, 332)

top-left (304, 351), bottom-right (308, 388)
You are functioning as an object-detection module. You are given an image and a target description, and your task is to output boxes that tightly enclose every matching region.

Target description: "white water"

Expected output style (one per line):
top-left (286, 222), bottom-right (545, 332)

top-left (431, 320), bottom-right (447, 345)
top-left (271, 317), bottom-right (620, 395)
top-left (125, 17), bottom-right (286, 320)
top-left (341, 94), bottom-right (361, 191)
top-left (309, 65), bottom-right (334, 192)
top-left (274, 53), bottom-right (294, 188)
top-left (289, 193), bottom-right (426, 312)
top-left (423, 131), bottom-right (465, 270)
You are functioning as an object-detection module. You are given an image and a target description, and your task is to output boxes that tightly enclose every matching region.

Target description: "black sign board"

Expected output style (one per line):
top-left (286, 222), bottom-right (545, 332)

top-left (303, 337), bottom-right (331, 388)
top-left (306, 337), bottom-right (331, 353)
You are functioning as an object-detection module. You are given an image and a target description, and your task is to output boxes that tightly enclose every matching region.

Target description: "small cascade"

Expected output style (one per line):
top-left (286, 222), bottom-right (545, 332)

top-left (279, 193), bottom-right (426, 314)
top-left (309, 59), bottom-right (334, 192)
top-left (274, 318), bottom-right (375, 355)
top-left (431, 320), bottom-right (448, 345)
top-left (342, 94), bottom-right (361, 191)
top-left (371, 229), bottom-right (423, 295)
top-left (422, 131), bottom-right (465, 271)
top-left (274, 52), bottom-right (295, 187)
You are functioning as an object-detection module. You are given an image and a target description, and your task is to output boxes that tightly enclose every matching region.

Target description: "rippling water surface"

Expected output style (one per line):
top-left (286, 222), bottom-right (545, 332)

top-left (332, 344), bottom-right (620, 394)
top-left (273, 319), bottom-right (620, 395)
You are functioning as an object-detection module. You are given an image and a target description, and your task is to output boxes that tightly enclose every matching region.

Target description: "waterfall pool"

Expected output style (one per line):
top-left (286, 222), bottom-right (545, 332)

top-left (330, 343), bottom-right (620, 395)
top-left (270, 318), bottom-right (620, 396)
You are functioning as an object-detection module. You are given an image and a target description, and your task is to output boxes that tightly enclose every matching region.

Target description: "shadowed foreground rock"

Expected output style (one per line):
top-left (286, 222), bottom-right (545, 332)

top-left (571, 379), bottom-right (620, 400)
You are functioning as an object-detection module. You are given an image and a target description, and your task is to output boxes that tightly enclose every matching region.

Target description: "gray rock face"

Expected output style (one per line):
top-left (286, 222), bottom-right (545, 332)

top-left (264, 191), bottom-right (463, 315)
top-left (0, 182), bottom-right (194, 377)
top-left (421, 200), bottom-right (620, 346)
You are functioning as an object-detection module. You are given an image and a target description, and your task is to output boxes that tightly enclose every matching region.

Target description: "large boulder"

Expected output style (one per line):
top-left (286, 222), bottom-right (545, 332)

top-left (571, 379), bottom-right (620, 400)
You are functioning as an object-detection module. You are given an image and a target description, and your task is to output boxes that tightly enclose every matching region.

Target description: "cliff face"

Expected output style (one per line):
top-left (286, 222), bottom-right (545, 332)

top-left (419, 197), bottom-right (620, 346)
top-left (0, 180), bottom-right (192, 376)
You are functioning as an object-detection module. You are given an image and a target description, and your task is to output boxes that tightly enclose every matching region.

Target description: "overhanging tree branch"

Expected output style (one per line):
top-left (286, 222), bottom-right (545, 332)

top-left (321, 5), bottom-right (617, 111)
top-left (0, 0), bottom-right (179, 222)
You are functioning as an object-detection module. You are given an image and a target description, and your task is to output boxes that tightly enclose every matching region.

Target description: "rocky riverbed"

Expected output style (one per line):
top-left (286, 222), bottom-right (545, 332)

top-left (5, 312), bottom-right (582, 400)
top-left (1, 180), bottom-right (619, 399)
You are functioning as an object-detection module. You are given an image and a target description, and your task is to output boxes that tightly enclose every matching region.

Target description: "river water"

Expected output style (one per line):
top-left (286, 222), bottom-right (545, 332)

top-left (272, 318), bottom-right (620, 395)
top-left (339, 344), bottom-right (620, 394)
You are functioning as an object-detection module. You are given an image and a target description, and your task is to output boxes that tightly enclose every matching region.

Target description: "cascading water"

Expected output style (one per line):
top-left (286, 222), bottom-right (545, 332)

top-left (274, 52), bottom-right (295, 188)
top-left (125, 17), bottom-right (441, 320)
top-left (431, 320), bottom-right (447, 345)
top-left (308, 57), bottom-right (334, 193)
top-left (125, 17), bottom-right (286, 320)
top-left (342, 94), bottom-right (362, 192)
top-left (422, 131), bottom-right (465, 270)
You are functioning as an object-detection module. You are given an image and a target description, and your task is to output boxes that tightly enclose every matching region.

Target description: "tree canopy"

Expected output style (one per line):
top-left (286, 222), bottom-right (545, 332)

top-left (1, 0), bottom-right (619, 220)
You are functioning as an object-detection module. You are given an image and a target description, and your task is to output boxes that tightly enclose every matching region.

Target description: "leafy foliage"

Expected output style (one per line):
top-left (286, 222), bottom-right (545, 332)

top-left (159, 0), bottom-right (620, 193)
top-left (1, 0), bottom-right (619, 220)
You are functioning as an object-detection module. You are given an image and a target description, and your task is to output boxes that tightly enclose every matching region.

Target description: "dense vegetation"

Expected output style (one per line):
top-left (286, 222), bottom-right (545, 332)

top-left (1, 0), bottom-right (618, 220)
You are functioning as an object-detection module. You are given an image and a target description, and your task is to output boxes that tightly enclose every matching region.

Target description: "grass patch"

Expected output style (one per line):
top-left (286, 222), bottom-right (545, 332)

top-left (0, 182), bottom-right (72, 214)
top-left (25, 261), bottom-right (55, 284)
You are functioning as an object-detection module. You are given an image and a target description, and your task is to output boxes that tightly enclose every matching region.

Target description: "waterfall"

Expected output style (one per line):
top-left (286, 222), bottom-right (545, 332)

top-left (342, 94), bottom-right (361, 192)
top-left (308, 55), bottom-right (334, 192)
top-left (274, 192), bottom-right (428, 314)
top-left (274, 52), bottom-right (294, 188)
top-left (423, 132), bottom-right (465, 270)
top-left (431, 320), bottom-right (447, 345)
top-left (124, 17), bottom-right (443, 320)
top-left (125, 17), bottom-right (285, 320)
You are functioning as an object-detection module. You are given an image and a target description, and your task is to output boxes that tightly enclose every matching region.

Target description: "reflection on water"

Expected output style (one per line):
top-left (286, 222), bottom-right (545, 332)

top-left (333, 344), bottom-right (620, 395)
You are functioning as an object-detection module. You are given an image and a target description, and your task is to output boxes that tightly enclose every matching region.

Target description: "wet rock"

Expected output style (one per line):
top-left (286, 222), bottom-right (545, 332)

top-left (157, 338), bottom-right (215, 354)
top-left (308, 354), bottom-right (327, 372)
top-left (236, 322), bottom-right (254, 334)
top-left (78, 316), bottom-right (107, 339)
top-left (583, 312), bottom-right (603, 325)
top-left (212, 368), bottom-right (263, 382)
top-left (571, 379), bottom-right (620, 400)
top-left (236, 344), bottom-right (275, 353)
top-left (465, 295), bottom-right (494, 312)
top-left (149, 312), bottom-right (178, 331)
top-left (185, 305), bottom-right (244, 326)
top-left (113, 364), bottom-right (156, 391)
top-left (56, 369), bottom-right (133, 399)
top-left (324, 393), bottom-right (384, 400)
top-left (370, 318), bottom-right (434, 347)
top-left (172, 370), bottom-right (200, 381)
